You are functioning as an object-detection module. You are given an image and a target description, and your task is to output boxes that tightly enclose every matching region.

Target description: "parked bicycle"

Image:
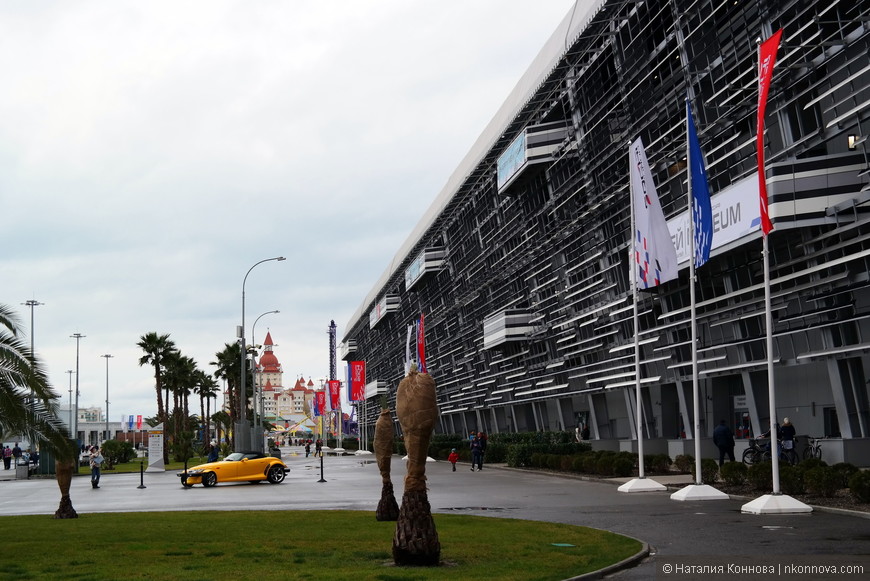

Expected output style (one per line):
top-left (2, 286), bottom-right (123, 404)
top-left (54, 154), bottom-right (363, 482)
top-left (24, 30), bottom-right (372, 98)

top-left (803, 436), bottom-right (823, 461)
top-left (742, 437), bottom-right (771, 465)
top-left (742, 437), bottom-right (798, 465)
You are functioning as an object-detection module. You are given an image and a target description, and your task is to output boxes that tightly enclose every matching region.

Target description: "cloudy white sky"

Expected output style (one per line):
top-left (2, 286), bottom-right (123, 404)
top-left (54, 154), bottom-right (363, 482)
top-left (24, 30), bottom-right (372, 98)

top-left (1, 1), bottom-right (576, 422)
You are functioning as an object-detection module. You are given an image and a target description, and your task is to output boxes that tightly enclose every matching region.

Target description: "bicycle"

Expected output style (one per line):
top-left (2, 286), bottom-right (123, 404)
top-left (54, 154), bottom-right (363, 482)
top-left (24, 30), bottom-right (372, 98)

top-left (803, 436), bottom-right (823, 461)
top-left (742, 438), bottom-right (771, 465)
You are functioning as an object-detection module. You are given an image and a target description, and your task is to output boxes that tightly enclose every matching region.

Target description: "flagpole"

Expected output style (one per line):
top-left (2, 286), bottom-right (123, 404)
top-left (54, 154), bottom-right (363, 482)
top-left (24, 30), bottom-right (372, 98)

top-left (741, 31), bottom-right (810, 514)
top-left (672, 100), bottom-right (727, 501)
top-left (619, 139), bottom-right (665, 493)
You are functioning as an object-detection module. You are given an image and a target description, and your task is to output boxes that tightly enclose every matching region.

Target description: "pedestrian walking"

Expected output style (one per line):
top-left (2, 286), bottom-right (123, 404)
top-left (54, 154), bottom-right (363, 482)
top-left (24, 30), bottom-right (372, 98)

top-left (89, 446), bottom-right (104, 488)
top-left (12, 443), bottom-right (22, 466)
top-left (712, 420), bottom-right (735, 467)
top-left (2, 445), bottom-right (11, 469)
top-left (470, 436), bottom-right (483, 472)
top-left (448, 448), bottom-right (459, 471)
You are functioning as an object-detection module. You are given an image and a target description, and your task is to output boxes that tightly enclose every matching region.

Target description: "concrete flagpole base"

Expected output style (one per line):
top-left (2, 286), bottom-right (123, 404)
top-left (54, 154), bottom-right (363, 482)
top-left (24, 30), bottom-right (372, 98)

top-left (618, 477), bottom-right (667, 493)
top-left (741, 494), bottom-right (813, 514)
top-left (354, 450), bottom-right (373, 456)
top-left (670, 483), bottom-right (729, 501)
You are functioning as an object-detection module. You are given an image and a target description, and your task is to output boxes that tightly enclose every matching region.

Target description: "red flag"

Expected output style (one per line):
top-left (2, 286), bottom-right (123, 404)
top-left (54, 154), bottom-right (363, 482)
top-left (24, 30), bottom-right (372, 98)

top-left (416, 313), bottom-right (426, 373)
top-left (349, 361), bottom-right (366, 401)
top-left (328, 380), bottom-right (341, 409)
top-left (136, 415), bottom-right (142, 430)
top-left (757, 29), bottom-right (782, 237)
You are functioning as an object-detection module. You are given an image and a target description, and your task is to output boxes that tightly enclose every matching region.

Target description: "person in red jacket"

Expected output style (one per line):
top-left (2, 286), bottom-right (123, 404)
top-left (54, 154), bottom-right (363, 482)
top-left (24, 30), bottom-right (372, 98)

top-left (448, 448), bottom-right (459, 472)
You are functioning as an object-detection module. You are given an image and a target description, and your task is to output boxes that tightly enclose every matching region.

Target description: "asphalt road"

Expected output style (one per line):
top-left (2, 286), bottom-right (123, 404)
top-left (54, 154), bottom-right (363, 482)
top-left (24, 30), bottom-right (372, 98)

top-left (2, 449), bottom-right (869, 579)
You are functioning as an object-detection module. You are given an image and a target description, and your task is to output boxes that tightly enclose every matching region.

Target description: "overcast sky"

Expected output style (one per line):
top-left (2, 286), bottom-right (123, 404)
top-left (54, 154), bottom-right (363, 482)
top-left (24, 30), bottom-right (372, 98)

top-left (1, 0), bottom-right (576, 422)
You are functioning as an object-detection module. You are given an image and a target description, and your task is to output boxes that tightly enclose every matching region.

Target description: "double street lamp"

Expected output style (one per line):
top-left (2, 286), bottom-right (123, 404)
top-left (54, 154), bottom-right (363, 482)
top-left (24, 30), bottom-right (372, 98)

top-left (101, 354), bottom-right (113, 443)
top-left (252, 309), bottom-right (279, 453)
top-left (71, 333), bottom-right (86, 448)
top-left (237, 257), bottom-right (285, 452)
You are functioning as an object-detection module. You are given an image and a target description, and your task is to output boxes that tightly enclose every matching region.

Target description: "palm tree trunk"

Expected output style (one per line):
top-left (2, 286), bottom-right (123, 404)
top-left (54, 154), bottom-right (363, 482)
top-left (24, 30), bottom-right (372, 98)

top-left (53, 459), bottom-right (78, 519)
top-left (392, 488), bottom-right (440, 565)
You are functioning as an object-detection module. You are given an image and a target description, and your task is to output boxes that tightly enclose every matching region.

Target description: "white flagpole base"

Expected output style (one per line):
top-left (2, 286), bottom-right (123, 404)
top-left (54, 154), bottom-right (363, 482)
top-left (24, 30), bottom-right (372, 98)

top-left (402, 455), bottom-right (436, 462)
top-left (670, 483), bottom-right (729, 501)
top-left (618, 477), bottom-right (667, 493)
top-left (354, 450), bottom-right (373, 456)
top-left (741, 494), bottom-right (813, 514)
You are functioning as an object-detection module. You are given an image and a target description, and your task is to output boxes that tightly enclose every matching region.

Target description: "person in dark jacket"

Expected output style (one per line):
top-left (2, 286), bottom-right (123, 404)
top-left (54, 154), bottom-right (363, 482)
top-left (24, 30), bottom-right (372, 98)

top-left (470, 436), bottom-right (483, 472)
top-left (712, 420), bottom-right (735, 467)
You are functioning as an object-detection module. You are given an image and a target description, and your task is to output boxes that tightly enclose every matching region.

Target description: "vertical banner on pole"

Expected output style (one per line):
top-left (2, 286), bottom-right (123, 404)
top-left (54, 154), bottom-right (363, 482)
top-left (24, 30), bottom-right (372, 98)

top-left (349, 361), bottom-right (365, 402)
top-left (757, 29), bottom-right (783, 236)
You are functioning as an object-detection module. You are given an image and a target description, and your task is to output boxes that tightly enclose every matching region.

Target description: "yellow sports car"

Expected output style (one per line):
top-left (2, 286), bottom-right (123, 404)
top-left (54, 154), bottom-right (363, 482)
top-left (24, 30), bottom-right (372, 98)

top-left (178, 451), bottom-right (287, 487)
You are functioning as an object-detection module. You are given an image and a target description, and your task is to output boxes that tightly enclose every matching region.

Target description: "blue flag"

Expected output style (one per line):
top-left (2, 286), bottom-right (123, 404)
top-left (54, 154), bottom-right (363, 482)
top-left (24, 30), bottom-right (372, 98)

top-left (687, 100), bottom-right (713, 268)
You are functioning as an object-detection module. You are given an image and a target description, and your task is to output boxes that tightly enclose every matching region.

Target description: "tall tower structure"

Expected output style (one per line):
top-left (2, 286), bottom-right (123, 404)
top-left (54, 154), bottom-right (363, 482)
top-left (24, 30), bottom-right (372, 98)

top-left (328, 320), bottom-right (337, 381)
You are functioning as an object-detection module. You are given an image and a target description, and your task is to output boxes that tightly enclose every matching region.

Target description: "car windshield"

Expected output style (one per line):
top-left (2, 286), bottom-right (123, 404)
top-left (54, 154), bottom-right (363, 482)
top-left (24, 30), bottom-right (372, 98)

top-left (223, 452), bottom-right (265, 462)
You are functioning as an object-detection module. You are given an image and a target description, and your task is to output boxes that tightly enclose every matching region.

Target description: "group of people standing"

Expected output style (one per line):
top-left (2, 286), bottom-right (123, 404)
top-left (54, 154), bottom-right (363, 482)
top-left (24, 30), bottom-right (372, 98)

top-left (2, 443), bottom-right (39, 469)
top-left (447, 431), bottom-right (488, 472)
top-left (713, 417), bottom-right (797, 467)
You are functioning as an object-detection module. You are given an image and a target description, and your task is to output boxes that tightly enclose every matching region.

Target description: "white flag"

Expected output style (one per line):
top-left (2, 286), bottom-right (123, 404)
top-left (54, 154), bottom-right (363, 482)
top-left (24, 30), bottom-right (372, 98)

top-left (630, 137), bottom-right (678, 289)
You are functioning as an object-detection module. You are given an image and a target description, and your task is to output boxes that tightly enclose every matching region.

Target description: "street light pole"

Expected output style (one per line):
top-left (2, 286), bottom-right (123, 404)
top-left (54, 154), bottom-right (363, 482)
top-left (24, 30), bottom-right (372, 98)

top-left (238, 256), bottom-right (285, 452)
top-left (22, 299), bottom-right (43, 432)
top-left (66, 370), bottom-right (75, 435)
top-left (251, 310), bottom-right (279, 453)
top-left (101, 354), bottom-right (113, 443)
top-left (71, 333), bottom-right (85, 449)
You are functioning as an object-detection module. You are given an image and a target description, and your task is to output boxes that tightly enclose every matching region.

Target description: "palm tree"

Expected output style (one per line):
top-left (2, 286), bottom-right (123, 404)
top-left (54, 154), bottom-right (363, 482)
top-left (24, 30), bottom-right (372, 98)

top-left (162, 351), bottom-right (198, 457)
top-left (194, 370), bottom-right (220, 447)
top-left (0, 305), bottom-right (77, 518)
top-left (211, 343), bottom-right (243, 449)
top-left (136, 332), bottom-right (177, 432)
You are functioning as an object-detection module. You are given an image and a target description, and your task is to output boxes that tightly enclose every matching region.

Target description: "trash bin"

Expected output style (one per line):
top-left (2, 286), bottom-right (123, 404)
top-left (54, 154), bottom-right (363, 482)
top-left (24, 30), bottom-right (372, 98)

top-left (15, 464), bottom-right (29, 479)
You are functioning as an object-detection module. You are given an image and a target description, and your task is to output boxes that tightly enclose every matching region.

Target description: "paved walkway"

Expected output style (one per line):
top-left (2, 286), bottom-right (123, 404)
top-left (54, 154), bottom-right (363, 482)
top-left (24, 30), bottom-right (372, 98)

top-left (3, 450), bottom-right (869, 579)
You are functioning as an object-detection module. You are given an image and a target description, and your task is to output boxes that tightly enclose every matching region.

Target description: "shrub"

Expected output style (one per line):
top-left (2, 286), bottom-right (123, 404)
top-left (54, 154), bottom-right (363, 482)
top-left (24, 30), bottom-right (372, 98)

top-left (612, 456), bottom-right (634, 477)
top-left (804, 466), bottom-right (840, 497)
top-left (595, 454), bottom-right (615, 476)
top-left (691, 458), bottom-right (720, 483)
top-left (559, 455), bottom-right (574, 471)
top-left (484, 442), bottom-right (507, 464)
top-left (848, 470), bottom-right (870, 503)
top-left (101, 440), bottom-right (136, 468)
top-left (674, 454), bottom-right (694, 473)
top-left (831, 463), bottom-right (860, 488)
top-left (779, 465), bottom-right (805, 495)
top-left (530, 452), bottom-right (545, 468)
top-left (647, 454), bottom-right (671, 474)
top-left (719, 462), bottom-right (747, 486)
top-left (547, 454), bottom-right (560, 470)
top-left (581, 453), bottom-right (599, 473)
top-left (798, 457), bottom-right (827, 473)
top-left (571, 455), bottom-right (585, 473)
top-left (748, 462), bottom-right (773, 491)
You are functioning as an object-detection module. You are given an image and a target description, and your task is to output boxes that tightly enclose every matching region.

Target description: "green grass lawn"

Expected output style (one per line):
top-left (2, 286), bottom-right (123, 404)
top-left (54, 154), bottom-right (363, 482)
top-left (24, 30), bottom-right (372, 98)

top-left (0, 510), bottom-right (641, 581)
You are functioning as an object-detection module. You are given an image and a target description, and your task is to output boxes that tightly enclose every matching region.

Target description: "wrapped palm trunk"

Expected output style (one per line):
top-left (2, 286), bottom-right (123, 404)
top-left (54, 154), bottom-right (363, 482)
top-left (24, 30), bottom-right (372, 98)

top-left (392, 368), bottom-right (440, 566)
top-left (374, 407), bottom-right (400, 521)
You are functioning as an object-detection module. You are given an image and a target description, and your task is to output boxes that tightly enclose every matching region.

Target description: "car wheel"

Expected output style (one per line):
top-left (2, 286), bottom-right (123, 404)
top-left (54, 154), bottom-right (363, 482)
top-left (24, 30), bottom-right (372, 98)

top-left (202, 472), bottom-right (217, 487)
top-left (267, 465), bottom-right (286, 484)
top-left (180, 476), bottom-right (193, 489)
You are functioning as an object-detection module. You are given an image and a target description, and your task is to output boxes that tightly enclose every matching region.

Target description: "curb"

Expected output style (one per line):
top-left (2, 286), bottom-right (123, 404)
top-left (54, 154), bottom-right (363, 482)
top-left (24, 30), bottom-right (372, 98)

top-left (563, 539), bottom-right (650, 581)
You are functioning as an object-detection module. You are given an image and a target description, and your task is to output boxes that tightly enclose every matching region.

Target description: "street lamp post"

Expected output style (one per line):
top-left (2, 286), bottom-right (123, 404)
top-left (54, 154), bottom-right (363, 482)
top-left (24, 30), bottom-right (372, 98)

top-left (22, 299), bottom-right (43, 433)
top-left (66, 370), bottom-right (75, 435)
top-left (252, 309), bottom-right (279, 453)
top-left (71, 333), bottom-right (85, 449)
top-left (102, 354), bottom-right (113, 443)
top-left (238, 256), bottom-right (285, 452)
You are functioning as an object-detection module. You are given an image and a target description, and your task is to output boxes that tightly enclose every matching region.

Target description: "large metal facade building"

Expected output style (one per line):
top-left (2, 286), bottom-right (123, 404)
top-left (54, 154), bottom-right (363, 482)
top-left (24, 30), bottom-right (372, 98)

top-left (341, 0), bottom-right (870, 463)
